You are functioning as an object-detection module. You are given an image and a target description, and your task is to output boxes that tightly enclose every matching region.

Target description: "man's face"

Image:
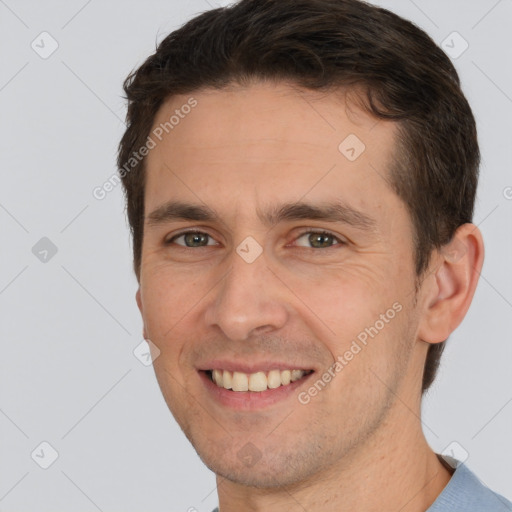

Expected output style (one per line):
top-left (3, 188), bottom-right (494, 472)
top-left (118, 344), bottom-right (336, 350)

top-left (137, 81), bottom-right (428, 487)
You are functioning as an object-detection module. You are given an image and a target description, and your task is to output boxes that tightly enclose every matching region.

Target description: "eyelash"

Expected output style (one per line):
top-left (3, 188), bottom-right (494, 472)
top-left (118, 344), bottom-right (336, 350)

top-left (165, 229), bottom-right (346, 249)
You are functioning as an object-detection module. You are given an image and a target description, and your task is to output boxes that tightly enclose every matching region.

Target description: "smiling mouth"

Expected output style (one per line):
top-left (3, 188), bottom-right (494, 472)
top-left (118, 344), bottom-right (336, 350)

top-left (205, 369), bottom-right (314, 392)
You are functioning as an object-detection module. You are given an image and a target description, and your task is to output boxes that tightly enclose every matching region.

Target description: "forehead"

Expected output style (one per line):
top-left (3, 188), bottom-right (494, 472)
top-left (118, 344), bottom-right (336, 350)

top-left (143, 81), bottom-right (401, 228)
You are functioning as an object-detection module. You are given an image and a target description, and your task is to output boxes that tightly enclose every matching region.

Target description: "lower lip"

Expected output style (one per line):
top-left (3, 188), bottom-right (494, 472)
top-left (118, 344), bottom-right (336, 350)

top-left (199, 371), bottom-right (314, 411)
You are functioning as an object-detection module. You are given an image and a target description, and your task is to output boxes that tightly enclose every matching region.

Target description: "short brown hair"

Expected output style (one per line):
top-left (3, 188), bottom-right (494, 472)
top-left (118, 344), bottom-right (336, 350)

top-left (118, 0), bottom-right (479, 393)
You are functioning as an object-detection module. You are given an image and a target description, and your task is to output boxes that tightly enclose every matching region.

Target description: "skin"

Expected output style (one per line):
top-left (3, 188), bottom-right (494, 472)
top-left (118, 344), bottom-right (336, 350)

top-left (135, 81), bottom-right (484, 511)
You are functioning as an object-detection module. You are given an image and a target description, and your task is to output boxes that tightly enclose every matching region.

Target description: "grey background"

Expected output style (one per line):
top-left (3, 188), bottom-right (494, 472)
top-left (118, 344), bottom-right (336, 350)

top-left (1, 0), bottom-right (511, 510)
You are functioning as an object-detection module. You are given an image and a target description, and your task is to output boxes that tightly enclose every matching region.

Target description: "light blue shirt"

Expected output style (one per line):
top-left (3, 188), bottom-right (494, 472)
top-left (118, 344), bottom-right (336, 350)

top-left (211, 456), bottom-right (512, 511)
top-left (426, 455), bottom-right (512, 511)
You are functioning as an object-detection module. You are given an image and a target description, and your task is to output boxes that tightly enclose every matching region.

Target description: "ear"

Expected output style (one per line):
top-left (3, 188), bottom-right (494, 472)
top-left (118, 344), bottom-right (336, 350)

top-left (136, 288), bottom-right (148, 339)
top-left (417, 223), bottom-right (484, 343)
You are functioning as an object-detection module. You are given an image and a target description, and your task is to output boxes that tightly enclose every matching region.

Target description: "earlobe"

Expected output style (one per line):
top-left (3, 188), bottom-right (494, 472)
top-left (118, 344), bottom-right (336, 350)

top-left (136, 288), bottom-right (143, 314)
top-left (135, 288), bottom-right (148, 339)
top-left (417, 223), bottom-right (484, 344)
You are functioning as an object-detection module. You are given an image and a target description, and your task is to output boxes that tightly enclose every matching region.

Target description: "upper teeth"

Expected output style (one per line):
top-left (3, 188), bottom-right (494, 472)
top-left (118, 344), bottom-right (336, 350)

top-left (211, 369), bottom-right (308, 392)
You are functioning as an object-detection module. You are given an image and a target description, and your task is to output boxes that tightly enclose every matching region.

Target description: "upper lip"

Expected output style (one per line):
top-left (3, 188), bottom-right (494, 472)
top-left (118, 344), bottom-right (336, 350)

top-left (197, 359), bottom-right (315, 374)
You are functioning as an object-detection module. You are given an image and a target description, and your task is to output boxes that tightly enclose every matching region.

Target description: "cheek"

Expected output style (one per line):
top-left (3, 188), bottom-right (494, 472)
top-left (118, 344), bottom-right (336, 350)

top-left (142, 269), bottom-right (205, 423)
top-left (139, 269), bottom-right (207, 387)
top-left (140, 266), bottom-right (206, 335)
top-left (282, 260), bottom-right (399, 340)
top-left (306, 306), bottom-right (413, 433)
top-left (288, 266), bottom-right (412, 388)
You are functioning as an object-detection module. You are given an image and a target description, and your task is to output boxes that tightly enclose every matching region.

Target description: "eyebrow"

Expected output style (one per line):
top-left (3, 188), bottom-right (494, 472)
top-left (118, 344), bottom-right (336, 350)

top-left (146, 200), bottom-right (377, 232)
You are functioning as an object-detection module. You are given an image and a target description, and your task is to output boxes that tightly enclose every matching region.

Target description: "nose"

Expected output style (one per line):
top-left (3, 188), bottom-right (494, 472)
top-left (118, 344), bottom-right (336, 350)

top-left (204, 249), bottom-right (289, 342)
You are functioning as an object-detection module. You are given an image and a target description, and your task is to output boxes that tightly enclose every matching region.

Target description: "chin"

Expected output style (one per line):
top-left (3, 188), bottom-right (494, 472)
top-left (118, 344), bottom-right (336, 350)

top-left (195, 439), bottom-right (331, 489)
top-left (206, 459), bottom-right (302, 488)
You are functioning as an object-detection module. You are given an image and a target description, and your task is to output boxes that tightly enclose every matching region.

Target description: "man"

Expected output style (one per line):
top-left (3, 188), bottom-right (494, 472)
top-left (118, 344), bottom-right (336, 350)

top-left (118, 0), bottom-right (511, 510)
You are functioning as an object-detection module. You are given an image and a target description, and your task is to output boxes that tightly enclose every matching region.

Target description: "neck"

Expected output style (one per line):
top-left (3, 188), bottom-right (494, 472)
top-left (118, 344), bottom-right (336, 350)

top-left (216, 384), bottom-right (452, 511)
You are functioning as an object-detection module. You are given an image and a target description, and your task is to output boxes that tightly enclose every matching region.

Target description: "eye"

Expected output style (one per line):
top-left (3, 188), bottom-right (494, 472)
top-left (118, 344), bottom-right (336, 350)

top-left (166, 231), bottom-right (218, 248)
top-left (294, 230), bottom-right (345, 249)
